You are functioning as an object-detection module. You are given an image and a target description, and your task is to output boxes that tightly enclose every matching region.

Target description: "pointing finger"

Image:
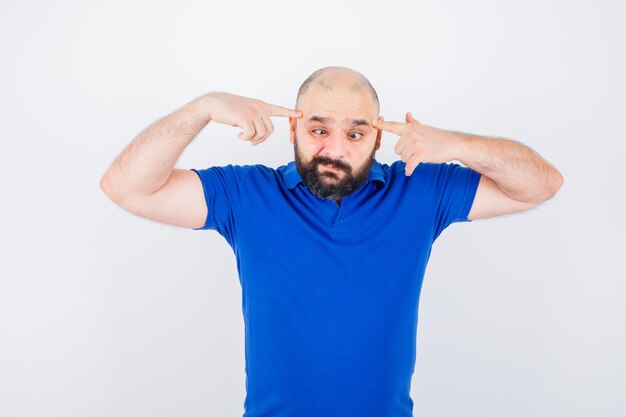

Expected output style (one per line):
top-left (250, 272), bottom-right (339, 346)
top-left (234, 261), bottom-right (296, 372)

top-left (372, 118), bottom-right (407, 136)
top-left (267, 103), bottom-right (303, 118)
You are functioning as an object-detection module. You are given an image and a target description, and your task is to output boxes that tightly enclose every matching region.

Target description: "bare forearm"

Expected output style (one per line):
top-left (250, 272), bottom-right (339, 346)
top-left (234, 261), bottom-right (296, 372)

top-left (450, 131), bottom-right (563, 203)
top-left (100, 94), bottom-right (214, 199)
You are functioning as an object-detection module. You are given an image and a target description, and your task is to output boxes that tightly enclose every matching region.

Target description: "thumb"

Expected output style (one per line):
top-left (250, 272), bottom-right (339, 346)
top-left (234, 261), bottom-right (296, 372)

top-left (406, 112), bottom-right (420, 124)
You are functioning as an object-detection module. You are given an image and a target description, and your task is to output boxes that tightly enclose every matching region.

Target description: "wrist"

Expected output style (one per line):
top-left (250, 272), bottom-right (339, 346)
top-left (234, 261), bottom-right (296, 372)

top-left (193, 92), bottom-right (218, 123)
top-left (451, 130), bottom-right (471, 162)
top-left (435, 127), bottom-right (470, 163)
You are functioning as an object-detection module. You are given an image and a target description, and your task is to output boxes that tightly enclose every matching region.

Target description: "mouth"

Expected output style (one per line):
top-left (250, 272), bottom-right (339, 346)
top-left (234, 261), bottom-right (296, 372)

top-left (321, 163), bottom-right (342, 172)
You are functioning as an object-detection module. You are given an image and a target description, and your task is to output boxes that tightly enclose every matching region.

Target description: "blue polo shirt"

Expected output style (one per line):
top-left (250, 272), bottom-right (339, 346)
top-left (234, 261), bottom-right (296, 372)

top-left (191, 159), bottom-right (480, 417)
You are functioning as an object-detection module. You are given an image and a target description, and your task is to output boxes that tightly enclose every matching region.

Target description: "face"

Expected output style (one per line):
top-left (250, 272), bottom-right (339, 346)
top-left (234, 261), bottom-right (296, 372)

top-left (289, 85), bottom-right (382, 201)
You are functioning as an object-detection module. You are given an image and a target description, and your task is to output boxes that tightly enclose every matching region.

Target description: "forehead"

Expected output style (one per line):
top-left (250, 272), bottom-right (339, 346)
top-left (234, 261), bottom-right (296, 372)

top-left (298, 88), bottom-right (376, 126)
top-left (305, 114), bottom-right (371, 128)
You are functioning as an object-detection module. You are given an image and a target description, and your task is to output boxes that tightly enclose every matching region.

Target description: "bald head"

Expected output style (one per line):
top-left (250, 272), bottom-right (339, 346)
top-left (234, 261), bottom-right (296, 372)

top-left (295, 66), bottom-right (379, 113)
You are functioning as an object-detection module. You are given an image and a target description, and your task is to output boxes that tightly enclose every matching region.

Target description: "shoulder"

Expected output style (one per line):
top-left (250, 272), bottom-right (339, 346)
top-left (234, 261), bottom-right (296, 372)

top-left (383, 160), bottom-right (479, 193)
top-left (409, 161), bottom-right (476, 182)
top-left (384, 160), bottom-right (450, 176)
top-left (190, 164), bottom-right (276, 193)
top-left (192, 163), bottom-right (274, 178)
top-left (383, 159), bottom-right (455, 182)
top-left (224, 163), bottom-right (285, 188)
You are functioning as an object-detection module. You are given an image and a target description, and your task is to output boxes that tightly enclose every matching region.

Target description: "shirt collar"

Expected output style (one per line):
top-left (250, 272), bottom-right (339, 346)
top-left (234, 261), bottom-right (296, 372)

top-left (284, 159), bottom-right (386, 190)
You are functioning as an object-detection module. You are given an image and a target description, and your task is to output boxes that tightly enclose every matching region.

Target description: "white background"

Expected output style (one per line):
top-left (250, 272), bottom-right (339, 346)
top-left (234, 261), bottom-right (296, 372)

top-left (1, 0), bottom-right (624, 416)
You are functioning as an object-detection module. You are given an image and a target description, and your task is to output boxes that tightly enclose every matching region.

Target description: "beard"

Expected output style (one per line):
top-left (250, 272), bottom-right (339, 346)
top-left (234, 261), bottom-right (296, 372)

top-left (293, 137), bottom-right (376, 200)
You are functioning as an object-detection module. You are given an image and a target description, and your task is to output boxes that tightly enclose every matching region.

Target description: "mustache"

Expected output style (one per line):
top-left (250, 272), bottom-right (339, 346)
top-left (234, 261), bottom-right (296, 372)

top-left (314, 157), bottom-right (350, 172)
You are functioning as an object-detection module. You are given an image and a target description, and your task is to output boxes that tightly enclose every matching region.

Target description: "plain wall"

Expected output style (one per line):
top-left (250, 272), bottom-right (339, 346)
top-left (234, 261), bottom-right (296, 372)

top-left (1, 0), bottom-right (624, 416)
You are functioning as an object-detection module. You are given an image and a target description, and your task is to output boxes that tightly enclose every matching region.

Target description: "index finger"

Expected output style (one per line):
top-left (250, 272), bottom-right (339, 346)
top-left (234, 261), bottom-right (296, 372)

top-left (372, 119), bottom-right (407, 136)
top-left (267, 103), bottom-right (303, 118)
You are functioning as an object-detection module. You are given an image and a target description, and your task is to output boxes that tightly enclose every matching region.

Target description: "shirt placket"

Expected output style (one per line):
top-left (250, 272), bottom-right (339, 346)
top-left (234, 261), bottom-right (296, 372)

top-left (320, 196), bottom-right (349, 229)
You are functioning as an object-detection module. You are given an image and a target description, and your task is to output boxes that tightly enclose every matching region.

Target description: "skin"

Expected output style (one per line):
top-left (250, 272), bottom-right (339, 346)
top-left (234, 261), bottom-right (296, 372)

top-left (287, 70), bottom-right (384, 205)
top-left (372, 113), bottom-right (564, 219)
top-left (101, 67), bottom-right (563, 231)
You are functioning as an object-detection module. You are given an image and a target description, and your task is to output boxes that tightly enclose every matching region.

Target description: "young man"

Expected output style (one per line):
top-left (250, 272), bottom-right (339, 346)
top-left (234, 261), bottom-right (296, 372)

top-left (100, 66), bottom-right (563, 417)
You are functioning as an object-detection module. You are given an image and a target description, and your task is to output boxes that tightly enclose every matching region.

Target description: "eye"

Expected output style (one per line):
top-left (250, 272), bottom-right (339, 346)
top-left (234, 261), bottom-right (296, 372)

top-left (312, 128), bottom-right (328, 135)
top-left (348, 132), bottom-right (364, 140)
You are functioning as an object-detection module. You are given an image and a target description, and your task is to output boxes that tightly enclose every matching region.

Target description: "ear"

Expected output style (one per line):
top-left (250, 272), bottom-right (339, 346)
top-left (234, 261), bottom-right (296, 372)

top-left (289, 116), bottom-right (297, 144)
top-left (374, 116), bottom-right (383, 150)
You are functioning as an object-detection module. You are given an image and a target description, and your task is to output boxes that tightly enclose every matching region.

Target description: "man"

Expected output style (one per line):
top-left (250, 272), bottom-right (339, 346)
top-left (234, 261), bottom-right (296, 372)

top-left (100, 66), bottom-right (563, 417)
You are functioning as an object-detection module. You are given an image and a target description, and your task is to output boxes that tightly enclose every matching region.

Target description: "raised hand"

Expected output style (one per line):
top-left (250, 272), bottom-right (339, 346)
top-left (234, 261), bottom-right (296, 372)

top-left (372, 112), bottom-right (461, 176)
top-left (205, 92), bottom-right (303, 146)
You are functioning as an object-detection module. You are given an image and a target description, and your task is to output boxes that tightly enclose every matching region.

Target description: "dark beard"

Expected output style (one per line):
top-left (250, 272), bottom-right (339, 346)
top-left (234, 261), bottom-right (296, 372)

top-left (294, 139), bottom-right (376, 200)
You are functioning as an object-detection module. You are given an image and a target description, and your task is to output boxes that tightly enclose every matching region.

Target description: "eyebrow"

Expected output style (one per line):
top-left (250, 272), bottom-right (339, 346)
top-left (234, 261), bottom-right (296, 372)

top-left (306, 115), bottom-right (371, 127)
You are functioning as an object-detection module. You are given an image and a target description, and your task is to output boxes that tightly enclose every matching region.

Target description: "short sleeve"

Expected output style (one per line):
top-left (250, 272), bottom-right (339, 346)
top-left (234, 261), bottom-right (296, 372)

top-left (190, 164), bottom-right (244, 246)
top-left (426, 162), bottom-right (481, 240)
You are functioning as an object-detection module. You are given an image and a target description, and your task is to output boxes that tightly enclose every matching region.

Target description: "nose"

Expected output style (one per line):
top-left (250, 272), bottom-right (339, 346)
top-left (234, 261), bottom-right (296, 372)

top-left (320, 131), bottom-right (348, 162)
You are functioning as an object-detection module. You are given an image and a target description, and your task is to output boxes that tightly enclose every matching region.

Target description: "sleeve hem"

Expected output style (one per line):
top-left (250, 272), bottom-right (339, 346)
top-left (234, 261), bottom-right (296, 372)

top-left (460, 170), bottom-right (481, 222)
top-left (190, 168), bottom-right (209, 230)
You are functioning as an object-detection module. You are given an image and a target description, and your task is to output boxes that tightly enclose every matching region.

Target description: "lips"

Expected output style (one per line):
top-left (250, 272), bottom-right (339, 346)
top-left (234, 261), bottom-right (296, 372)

top-left (322, 163), bottom-right (341, 172)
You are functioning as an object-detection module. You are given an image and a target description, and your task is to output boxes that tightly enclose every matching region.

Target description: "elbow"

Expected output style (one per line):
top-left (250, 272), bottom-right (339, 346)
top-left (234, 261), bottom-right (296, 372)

top-left (547, 168), bottom-right (564, 199)
top-left (99, 174), bottom-right (110, 194)
top-left (99, 173), bottom-right (123, 203)
top-left (99, 172), bottom-right (118, 198)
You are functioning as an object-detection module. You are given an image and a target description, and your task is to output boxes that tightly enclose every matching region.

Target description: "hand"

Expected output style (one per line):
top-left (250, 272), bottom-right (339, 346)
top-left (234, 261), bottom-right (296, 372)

top-left (203, 92), bottom-right (303, 146)
top-left (372, 112), bottom-right (460, 176)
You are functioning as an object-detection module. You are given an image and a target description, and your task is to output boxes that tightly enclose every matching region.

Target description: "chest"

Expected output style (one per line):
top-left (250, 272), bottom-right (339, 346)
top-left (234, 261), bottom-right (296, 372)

top-left (235, 182), bottom-right (435, 266)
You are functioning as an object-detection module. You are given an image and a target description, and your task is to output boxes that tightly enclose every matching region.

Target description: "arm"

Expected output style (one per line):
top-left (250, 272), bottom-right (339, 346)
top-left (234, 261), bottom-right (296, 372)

top-left (449, 131), bottom-right (564, 220)
top-left (100, 94), bottom-right (212, 200)
top-left (100, 92), bottom-right (302, 229)
top-left (99, 94), bottom-right (214, 229)
top-left (372, 112), bottom-right (564, 221)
